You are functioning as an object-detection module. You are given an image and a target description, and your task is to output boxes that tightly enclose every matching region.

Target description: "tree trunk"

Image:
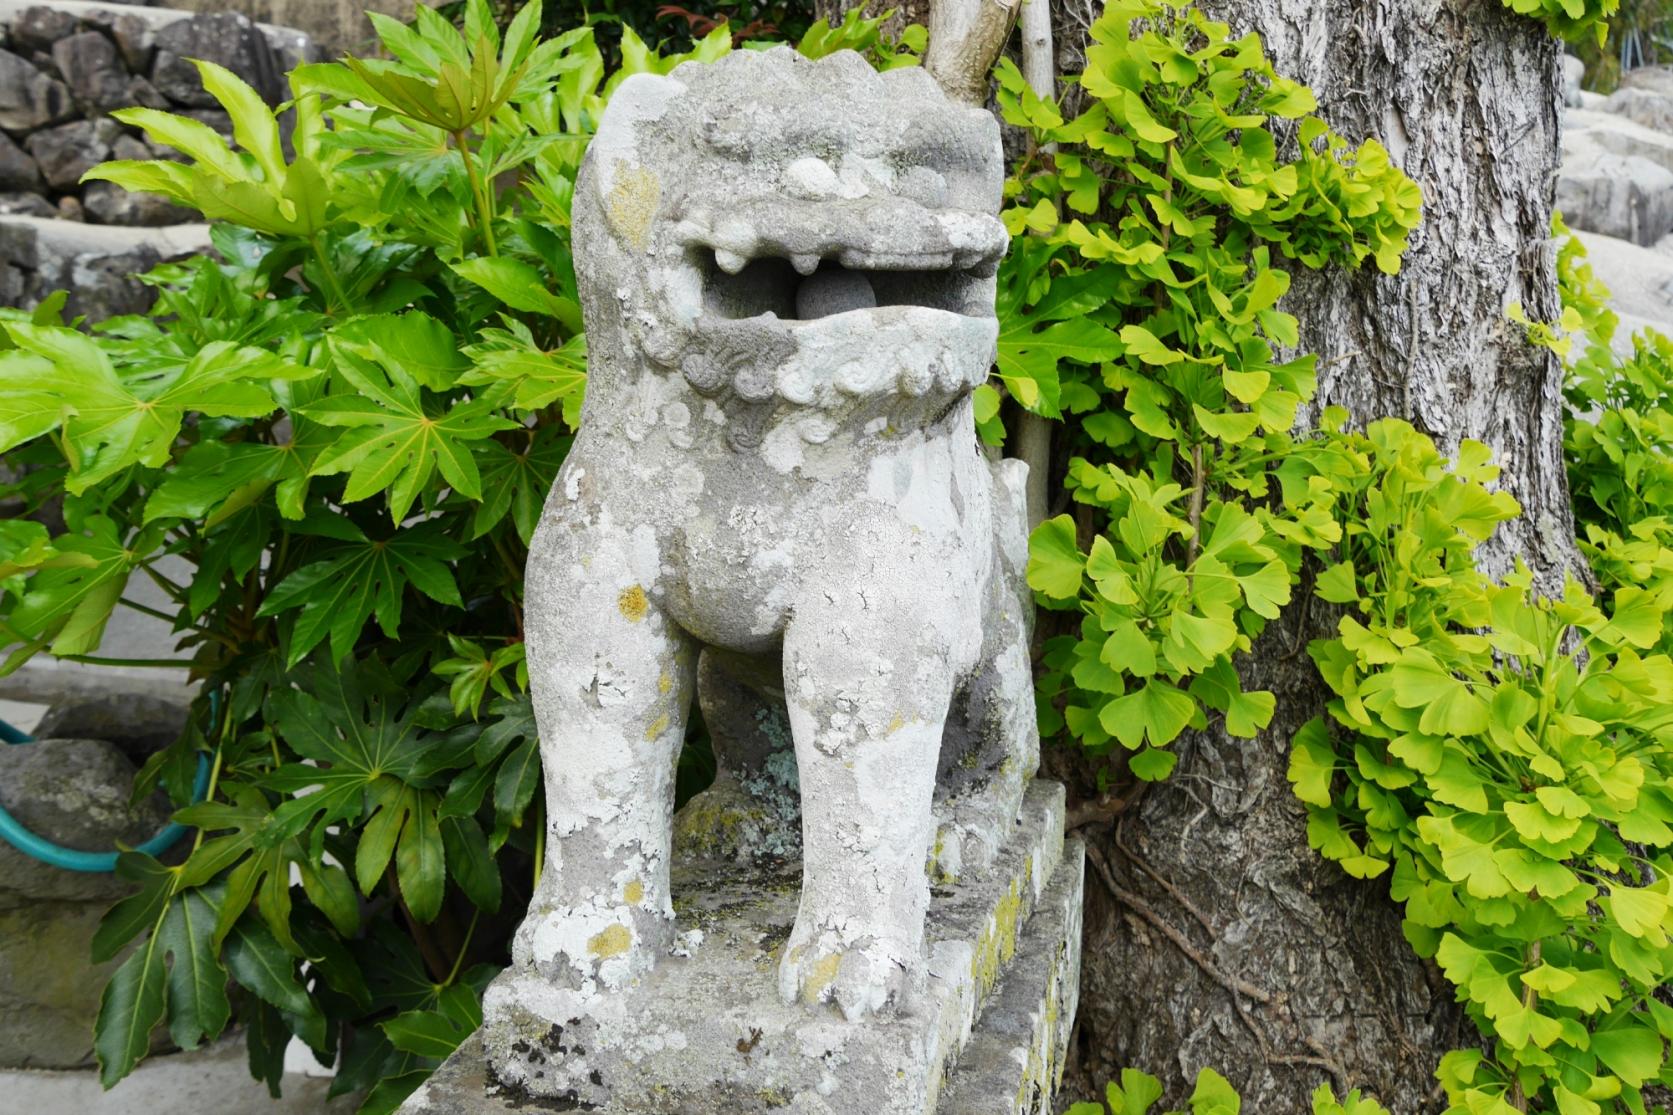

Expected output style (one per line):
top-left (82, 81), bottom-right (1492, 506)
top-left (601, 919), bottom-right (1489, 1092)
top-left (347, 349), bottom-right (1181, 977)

top-left (1058, 1), bottom-right (1578, 1110)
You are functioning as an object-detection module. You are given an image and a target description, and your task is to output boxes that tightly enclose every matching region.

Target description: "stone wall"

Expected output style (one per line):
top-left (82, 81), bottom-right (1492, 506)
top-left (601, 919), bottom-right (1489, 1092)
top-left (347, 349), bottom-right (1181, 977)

top-left (170, 0), bottom-right (429, 60)
top-left (0, 2), bottom-right (316, 225)
top-left (0, 2), bottom-right (316, 317)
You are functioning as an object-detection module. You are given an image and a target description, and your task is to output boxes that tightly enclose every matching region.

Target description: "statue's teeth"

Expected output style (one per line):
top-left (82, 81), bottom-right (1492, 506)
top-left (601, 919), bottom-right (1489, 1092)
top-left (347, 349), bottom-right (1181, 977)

top-left (791, 254), bottom-right (820, 276)
top-left (714, 249), bottom-right (750, 274)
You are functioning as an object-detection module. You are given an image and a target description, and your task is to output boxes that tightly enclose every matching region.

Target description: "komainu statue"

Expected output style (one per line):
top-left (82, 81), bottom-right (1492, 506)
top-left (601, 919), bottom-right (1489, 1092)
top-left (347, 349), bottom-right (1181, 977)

top-left (454, 44), bottom-right (1079, 1115)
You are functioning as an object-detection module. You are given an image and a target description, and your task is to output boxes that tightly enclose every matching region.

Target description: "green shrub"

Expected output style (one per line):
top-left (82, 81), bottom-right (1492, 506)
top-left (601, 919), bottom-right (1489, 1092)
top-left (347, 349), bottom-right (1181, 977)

top-left (0, 2), bottom-right (915, 1109)
top-left (1070, 1066), bottom-right (1391, 1115)
top-left (1003, 0), bottom-right (1420, 783)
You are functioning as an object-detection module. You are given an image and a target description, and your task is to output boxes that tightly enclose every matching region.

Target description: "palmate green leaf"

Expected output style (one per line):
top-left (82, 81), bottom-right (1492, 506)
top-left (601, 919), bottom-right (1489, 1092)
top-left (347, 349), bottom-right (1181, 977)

top-left (175, 785), bottom-right (306, 952)
top-left (5, 515), bottom-right (159, 661)
top-left (381, 1007), bottom-right (474, 1058)
top-left (90, 65), bottom-right (336, 239)
top-left (257, 519), bottom-right (465, 666)
top-left (472, 429), bottom-right (568, 543)
top-left (305, 349), bottom-right (517, 521)
top-left (461, 332), bottom-right (588, 417)
top-left (334, 312), bottom-right (469, 392)
top-left (0, 325), bottom-right (310, 492)
top-left (143, 440), bottom-right (300, 527)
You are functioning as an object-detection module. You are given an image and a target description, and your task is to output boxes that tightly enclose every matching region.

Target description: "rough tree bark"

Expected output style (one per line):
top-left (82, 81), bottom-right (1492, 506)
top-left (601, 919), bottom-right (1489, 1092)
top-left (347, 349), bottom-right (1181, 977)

top-left (1055, 1), bottom-right (1579, 1110)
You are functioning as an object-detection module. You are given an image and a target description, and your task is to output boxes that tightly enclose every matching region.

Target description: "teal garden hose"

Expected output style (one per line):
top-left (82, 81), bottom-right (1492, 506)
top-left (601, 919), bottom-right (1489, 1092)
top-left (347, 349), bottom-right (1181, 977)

top-left (0, 694), bottom-right (214, 872)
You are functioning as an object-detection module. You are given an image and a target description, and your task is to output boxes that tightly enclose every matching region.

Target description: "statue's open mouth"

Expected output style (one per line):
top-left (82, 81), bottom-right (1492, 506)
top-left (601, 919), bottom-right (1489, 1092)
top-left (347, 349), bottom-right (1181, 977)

top-left (667, 198), bottom-right (1007, 328)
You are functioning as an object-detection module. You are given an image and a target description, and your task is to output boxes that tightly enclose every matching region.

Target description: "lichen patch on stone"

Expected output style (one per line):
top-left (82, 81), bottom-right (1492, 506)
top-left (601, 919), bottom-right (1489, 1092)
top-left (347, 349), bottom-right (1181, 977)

top-left (605, 161), bottom-right (659, 251)
top-left (588, 923), bottom-right (632, 959)
top-left (618, 585), bottom-right (650, 621)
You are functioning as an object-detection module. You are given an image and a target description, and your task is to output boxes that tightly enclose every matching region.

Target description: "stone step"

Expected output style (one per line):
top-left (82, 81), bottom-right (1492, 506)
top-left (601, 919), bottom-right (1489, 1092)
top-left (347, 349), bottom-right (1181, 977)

top-left (403, 780), bottom-right (1078, 1115)
top-left (937, 839), bottom-right (1083, 1115)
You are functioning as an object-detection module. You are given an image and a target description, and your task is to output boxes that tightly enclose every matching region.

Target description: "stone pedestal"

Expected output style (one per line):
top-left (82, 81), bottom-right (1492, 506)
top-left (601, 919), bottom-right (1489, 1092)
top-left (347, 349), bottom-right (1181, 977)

top-left (401, 781), bottom-right (1083, 1115)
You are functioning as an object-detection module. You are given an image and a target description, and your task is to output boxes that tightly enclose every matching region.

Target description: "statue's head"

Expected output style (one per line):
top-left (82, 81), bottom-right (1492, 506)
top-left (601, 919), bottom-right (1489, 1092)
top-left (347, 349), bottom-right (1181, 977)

top-left (571, 47), bottom-right (1007, 437)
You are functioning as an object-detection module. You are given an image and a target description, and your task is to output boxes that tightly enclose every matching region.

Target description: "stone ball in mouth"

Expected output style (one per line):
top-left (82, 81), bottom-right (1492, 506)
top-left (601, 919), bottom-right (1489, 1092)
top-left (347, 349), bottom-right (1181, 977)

top-left (796, 265), bottom-right (878, 320)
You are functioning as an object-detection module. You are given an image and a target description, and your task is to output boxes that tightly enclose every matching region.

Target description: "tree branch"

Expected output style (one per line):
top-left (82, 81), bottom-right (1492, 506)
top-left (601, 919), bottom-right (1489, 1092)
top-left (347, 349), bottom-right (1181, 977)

top-left (925, 0), bottom-right (1021, 106)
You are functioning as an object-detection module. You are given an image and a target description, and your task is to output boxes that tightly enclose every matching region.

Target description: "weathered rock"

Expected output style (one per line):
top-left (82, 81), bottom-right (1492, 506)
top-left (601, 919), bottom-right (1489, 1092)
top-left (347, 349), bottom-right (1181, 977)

top-left (1558, 126), bottom-right (1673, 247)
top-left (123, 73), bottom-right (168, 110)
top-left (110, 131), bottom-right (148, 163)
top-left (25, 118), bottom-right (107, 190)
top-left (0, 127), bottom-right (39, 190)
top-left (9, 5), bottom-right (78, 56)
top-left (1601, 85), bottom-right (1673, 132)
top-left (461, 45), bottom-right (1063, 1114)
top-left (0, 736), bottom-right (173, 1068)
top-left (33, 693), bottom-right (189, 768)
top-left (0, 188), bottom-right (52, 215)
top-left (54, 192), bottom-right (78, 220)
top-left (82, 177), bottom-right (192, 225)
top-left (1567, 106), bottom-right (1673, 174)
top-left (1573, 229), bottom-right (1673, 351)
top-left (152, 12), bottom-right (283, 107)
top-left (1563, 53), bottom-right (1584, 108)
top-left (0, 213), bottom-right (210, 317)
top-left (1621, 62), bottom-right (1673, 99)
top-left (107, 11), bottom-right (156, 73)
top-left (0, 48), bottom-right (72, 133)
top-left (52, 30), bottom-right (129, 114)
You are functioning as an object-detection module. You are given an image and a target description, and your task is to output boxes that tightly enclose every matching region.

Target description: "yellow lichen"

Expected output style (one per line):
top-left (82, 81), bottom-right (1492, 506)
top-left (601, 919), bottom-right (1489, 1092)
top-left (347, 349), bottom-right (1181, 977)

top-left (618, 585), bottom-right (649, 621)
top-left (886, 711), bottom-right (906, 734)
top-left (588, 923), bottom-right (631, 958)
top-left (605, 162), bottom-right (659, 251)
top-left (624, 879), bottom-right (644, 905)
top-left (645, 713), bottom-right (670, 741)
top-left (658, 672), bottom-right (672, 694)
top-left (802, 952), bottom-right (842, 1003)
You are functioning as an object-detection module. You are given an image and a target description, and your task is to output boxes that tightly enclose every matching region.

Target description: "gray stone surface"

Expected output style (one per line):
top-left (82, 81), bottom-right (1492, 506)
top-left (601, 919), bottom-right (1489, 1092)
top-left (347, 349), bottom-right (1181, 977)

top-left (0, 736), bottom-right (171, 1068)
top-left (0, 126), bottom-right (39, 189)
top-left (1601, 85), bottom-right (1673, 133)
top-left (464, 45), bottom-right (1064, 1111)
top-left (0, 46), bottom-right (71, 132)
top-left (10, 7), bottom-right (76, 56)
top-left (25, 118), bottom-right (110, 191)
top-left (34, 692), bottom-right (188, 766)
top-left (152, 11), bottom-right (284, 107)
top-left (0, 1032), bottom-right (360, 1113)
top-left (407, 787), bottom-right (1079, 1114)
top-left (1563, 53), bottom-right (1584, 108)
top-left (52, 31), bottom-right (129, 113)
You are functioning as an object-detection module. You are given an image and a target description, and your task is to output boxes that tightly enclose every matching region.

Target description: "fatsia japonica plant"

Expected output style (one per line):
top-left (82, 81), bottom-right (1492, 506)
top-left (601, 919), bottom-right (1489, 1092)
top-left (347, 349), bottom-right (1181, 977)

top-left (0, 2), bottom-right (918, 1109)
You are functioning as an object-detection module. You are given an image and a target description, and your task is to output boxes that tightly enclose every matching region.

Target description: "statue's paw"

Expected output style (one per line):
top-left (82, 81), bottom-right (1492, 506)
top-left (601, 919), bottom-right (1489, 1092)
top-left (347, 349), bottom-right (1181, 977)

top-left (512, 902), bottom-right (672, 990)
top-left (776, 926), bottom-right (917, 1021)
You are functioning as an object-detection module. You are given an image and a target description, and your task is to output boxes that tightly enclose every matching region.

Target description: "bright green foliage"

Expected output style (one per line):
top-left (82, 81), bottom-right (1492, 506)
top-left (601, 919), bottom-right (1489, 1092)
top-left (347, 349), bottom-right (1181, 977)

top-left (1068, 1067), bottom-right (1391, 1115)
top-left (1499, 0), bottom-right (1620, 45)
top-left (1286, 225), bottom-right (1673, 1111)
top-left (1007, 0), bottom-right (1420, 780)
top-left (0, 1), bottom-right (919, 1107)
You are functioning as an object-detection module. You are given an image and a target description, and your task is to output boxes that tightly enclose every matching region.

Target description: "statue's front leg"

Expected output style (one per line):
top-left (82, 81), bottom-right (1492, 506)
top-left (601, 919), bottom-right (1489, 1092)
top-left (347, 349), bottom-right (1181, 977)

top-left (512, 507), bottom-right (695, 991)
top-left (776, 591), bottom-right (956, 1021)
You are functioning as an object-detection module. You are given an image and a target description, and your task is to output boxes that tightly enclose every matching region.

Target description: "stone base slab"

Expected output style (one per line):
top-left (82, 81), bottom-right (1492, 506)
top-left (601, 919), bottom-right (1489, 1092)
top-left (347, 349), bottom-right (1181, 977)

top-left (402, 782), bottom-right (1081, 1115)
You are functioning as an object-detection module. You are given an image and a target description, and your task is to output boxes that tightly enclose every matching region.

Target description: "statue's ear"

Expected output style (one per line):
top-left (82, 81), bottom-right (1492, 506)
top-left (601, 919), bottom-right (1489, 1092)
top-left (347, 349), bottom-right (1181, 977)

top-left (586, 73), bottom-right (686, 252)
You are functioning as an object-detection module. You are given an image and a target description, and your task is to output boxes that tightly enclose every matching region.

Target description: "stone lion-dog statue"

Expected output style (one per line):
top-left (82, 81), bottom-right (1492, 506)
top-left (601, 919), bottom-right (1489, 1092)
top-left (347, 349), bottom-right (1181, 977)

top-left (506, 45), bottom-right (1038, 1026)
